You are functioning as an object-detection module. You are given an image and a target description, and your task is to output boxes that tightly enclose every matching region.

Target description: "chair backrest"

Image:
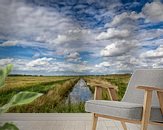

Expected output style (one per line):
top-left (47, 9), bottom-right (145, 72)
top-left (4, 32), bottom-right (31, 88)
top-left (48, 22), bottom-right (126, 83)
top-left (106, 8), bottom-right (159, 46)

top-left (122, 69), bottom-right (163, 107)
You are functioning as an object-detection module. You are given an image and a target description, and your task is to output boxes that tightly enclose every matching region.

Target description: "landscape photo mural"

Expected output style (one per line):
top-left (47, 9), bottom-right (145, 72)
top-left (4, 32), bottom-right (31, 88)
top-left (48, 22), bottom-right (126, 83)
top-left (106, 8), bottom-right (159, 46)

top-left (0, 0), bottom-right (163, 113)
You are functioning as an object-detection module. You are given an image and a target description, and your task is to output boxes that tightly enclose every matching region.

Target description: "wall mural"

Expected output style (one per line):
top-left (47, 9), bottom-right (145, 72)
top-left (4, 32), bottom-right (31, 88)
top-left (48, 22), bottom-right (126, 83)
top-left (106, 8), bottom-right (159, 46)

top-left (0, 0), bottom-right (163, 113)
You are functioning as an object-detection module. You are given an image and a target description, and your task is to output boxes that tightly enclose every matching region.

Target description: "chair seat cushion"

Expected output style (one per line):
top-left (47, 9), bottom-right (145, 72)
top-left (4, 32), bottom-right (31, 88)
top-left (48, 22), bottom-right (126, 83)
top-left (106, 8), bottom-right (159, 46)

top-left (85, 100), bottom-right (163, 122)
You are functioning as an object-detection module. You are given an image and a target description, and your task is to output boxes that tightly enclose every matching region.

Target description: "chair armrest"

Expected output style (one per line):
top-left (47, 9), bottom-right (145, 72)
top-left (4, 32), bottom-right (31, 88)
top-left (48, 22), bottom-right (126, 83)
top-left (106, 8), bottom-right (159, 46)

top-left (89, 83), bottom-right (118, 101)
top-left (87, 81), bottom-right (118, 100)
top-left (87, 82), bottom-right (115, 89)
top-left (137, 86), bottom-right (163, 92)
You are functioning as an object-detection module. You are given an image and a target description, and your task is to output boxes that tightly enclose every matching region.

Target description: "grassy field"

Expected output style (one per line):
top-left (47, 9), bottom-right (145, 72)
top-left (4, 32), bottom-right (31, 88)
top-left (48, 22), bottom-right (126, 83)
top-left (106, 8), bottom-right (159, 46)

top-left (0, 74), bottom-right (131, 113)
top-left (0, 76), bottom-right (79, 112)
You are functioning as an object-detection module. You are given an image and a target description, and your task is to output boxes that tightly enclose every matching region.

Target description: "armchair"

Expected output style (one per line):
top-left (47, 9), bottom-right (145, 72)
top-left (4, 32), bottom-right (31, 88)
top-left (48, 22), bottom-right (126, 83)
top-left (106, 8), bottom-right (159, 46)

top-left (85, 69), bottom-right (163, 130)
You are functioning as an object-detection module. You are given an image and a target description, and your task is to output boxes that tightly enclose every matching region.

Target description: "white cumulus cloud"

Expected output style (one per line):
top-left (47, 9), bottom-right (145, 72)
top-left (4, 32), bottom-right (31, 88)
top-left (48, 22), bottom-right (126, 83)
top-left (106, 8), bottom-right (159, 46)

top-left (141, 45), bottom-right (163, 59)
top-left (0, 58), bottom-right (14, 66)
top-left (54, 35), bottom-right (69, 44)
top-left (66, 52), bottom-right (81, 62)
top-left (0, 40), bottom-right (19, 47)
top-left (96, 28), bottom-right (130, 40)
top-left (27, 57), bottom-right (53, 67)
top-left (95, 62), bottom-right (111, 68)
top-left (100, 40), bottom-right (136, 57)
top-left (142, 2), bottom-right (163, 22)
top-left (108, 12), bottom-right (144, 27)
top-left (66, 52), bottom-right (80, 59)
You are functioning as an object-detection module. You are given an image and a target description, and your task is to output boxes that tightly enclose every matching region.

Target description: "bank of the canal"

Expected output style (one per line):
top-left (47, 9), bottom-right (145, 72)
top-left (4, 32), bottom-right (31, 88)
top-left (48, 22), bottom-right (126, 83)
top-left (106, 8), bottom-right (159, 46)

top-left (54, 79), bottom-right (93, 113)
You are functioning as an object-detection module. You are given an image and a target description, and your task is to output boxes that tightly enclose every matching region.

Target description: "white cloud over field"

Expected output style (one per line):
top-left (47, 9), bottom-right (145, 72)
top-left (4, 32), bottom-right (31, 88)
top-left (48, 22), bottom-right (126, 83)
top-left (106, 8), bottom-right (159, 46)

top-left (0, 0), bottom-right (163, 75)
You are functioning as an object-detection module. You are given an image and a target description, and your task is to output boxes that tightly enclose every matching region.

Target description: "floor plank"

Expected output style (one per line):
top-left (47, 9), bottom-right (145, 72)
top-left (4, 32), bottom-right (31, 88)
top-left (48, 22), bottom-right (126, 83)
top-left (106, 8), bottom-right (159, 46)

top-left (0, 113), bottom-right (126, 130)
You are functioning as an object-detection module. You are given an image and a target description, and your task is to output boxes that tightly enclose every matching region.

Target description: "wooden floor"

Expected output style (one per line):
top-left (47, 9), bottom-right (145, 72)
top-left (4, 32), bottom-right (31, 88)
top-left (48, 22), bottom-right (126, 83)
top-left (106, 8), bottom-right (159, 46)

top-left (0, 113), bottom-right (140, 130)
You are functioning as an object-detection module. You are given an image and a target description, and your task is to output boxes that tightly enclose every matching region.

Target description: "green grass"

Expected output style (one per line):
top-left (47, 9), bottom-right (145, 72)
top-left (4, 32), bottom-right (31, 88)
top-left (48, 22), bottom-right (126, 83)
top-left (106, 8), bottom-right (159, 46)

top-left (0, 74), bottom-right (131, 113)
top-left (52, 101), bottom-right (85, 113)
top-left (7, 78), bottom-right (79, 112)
top-left (0, 79), bottom-right (71, 106)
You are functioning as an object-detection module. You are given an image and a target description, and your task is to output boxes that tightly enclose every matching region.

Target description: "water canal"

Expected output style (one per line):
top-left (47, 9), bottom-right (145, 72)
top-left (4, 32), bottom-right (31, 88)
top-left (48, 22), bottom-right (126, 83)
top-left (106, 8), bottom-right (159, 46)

top-left (67, 79), bottom-right (93, 104)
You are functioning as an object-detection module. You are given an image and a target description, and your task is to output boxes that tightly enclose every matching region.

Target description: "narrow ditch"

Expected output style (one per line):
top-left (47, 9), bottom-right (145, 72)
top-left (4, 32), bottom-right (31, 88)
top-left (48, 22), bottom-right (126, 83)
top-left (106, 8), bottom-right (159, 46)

top-left (66, 78), bottom-right (93, 104)
top-left (54, 78), bottom-right (93, 112)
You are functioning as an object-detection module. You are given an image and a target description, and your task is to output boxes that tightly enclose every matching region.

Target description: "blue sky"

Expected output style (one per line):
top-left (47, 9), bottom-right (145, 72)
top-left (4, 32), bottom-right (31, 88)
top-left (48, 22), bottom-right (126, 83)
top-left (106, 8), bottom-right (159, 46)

top-left (0, 0), bottom-right (163, 75)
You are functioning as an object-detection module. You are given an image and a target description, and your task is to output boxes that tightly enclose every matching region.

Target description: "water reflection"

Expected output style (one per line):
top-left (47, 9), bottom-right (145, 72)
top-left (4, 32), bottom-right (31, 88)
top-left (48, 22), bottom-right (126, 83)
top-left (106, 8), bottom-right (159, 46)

top-left (67, 79), bottom-right (93, 103)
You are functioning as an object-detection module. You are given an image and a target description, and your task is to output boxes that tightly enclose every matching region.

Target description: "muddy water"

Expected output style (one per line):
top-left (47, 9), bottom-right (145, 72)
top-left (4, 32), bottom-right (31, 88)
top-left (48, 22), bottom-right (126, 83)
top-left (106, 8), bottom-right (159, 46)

top-left (67, 79), bottom-right (93, 104)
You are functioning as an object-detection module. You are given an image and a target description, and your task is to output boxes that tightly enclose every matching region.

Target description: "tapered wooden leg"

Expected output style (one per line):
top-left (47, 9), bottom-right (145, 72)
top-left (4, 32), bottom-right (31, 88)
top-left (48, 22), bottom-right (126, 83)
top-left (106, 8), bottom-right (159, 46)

top-left (157, 91), bottom-right (163, 114)
top-left (141, 90), bottom-right (152, 130)
top-left (121, 121), bottom-right (127, 130)
top-left (92, 113), bottom-right (98, 130)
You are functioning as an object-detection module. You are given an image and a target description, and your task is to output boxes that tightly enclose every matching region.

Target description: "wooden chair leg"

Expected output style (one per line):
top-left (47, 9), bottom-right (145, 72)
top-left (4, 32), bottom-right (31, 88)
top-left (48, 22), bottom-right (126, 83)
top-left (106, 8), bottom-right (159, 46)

top-left (92, 113), bottom-right (98, 130)
top-left (157, 91), bottom-right (163, 114)
top-left (121, 121), bottom-right (127, 130)
top-left (141, 90), bottom-right (152, 130)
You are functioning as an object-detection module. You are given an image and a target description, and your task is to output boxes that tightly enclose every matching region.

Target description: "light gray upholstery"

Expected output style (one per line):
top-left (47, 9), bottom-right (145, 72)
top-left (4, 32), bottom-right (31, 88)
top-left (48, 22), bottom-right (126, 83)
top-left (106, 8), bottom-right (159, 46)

top-left (85, 69), bottom-right (163, 122)
top-left (122, 69), bottom-right (163, 106)
top-left (85, 100), bottom-right (163, 122)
